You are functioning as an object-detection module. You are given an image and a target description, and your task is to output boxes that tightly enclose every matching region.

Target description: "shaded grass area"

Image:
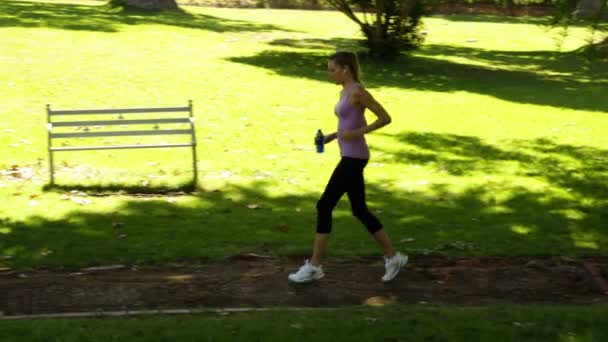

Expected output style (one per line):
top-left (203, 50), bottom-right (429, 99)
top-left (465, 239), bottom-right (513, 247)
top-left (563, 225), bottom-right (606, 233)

top-left (229, 44), bottom-right (608, 112)
top-left (2, 134), bottom-right (606, 269)
top-left (0, 0), bottom-right (292, 32)
top-left (434, 13), bottom-right (608, 28)
top-left (1, 305), bottom-right (608, 341)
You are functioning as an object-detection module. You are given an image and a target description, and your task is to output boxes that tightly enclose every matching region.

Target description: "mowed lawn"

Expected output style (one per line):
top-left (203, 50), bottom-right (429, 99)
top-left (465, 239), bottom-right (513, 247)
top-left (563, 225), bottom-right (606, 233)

top-left (2, 305), bottom-right (608, 342)
top-left (1, 0), bottom-right (607, 269)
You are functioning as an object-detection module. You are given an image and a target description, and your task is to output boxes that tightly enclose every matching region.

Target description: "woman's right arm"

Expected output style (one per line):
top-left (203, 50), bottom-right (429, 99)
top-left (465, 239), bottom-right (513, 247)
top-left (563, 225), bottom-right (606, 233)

top-left (324, 132), bottom-right (338, 144)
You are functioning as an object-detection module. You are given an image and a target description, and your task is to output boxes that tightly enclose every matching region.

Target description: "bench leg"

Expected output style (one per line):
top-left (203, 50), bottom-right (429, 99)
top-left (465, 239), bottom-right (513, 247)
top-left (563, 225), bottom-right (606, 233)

top-left (49, 150), bottom-right (55, 185)
top-left (192, 144), bottom-right (198, 188)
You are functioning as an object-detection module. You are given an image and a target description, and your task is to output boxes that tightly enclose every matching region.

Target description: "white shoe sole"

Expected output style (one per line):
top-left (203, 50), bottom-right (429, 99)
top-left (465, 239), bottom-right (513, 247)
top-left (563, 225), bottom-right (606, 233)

top-left (288, 272), bottom-right (325, 283)
top-left (382, 255), bottom-right (408, 283)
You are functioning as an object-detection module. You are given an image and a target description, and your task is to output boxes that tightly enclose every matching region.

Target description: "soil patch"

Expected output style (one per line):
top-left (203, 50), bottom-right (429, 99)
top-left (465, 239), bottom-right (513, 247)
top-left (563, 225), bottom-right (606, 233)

top-left (1, 256), bottom-right (607, 316)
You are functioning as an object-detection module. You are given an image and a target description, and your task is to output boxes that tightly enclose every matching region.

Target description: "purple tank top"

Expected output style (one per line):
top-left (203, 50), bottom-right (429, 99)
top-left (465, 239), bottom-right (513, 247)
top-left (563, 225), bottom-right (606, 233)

top-left (335, 83), bottom-right (370, 159)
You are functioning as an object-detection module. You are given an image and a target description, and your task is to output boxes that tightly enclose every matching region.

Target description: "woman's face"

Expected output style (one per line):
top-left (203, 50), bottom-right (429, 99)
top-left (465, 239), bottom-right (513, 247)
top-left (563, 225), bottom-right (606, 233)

top-left (327, 60), bottom-right (346, 84)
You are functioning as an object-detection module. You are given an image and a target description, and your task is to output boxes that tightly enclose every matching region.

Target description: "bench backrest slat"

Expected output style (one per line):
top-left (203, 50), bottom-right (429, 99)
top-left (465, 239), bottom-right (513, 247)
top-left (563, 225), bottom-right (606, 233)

top-left (49, 106), bottom-right (190, 115)
top-left (51, 118), bottom-right (192, 127)
top-left (50, 129), bottom-right (193, 139)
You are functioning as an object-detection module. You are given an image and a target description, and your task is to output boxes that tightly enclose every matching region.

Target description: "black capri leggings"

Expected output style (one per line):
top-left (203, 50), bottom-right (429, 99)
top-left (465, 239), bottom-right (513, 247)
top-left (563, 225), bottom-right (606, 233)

top-left (316, 157), bottom-right (383, 234)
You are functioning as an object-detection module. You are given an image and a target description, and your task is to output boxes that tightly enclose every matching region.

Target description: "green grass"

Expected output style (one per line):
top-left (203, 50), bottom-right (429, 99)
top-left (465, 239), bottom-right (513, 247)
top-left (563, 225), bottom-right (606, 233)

top-left (1, 0), bottom-right (607, 269)
top-left (1, 305), bottom-right (608, 341)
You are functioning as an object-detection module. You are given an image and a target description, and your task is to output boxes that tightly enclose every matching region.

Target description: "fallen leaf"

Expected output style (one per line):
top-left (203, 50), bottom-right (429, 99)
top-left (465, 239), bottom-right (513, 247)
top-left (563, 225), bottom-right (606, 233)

top-left (400, 238), bottom-right (415, 243)
top-left (363, 296), bottom-right (395, 307)
top-left (290, 323), bottom-right (303, 329)
top-left (219, 171), bottom-right (235, 178)
top-left (71, 197), bottom-right (92, 205)
top-left (247, 204), bottom-right (261, 209)
top-left (277, 224), bottom-right (290, 232)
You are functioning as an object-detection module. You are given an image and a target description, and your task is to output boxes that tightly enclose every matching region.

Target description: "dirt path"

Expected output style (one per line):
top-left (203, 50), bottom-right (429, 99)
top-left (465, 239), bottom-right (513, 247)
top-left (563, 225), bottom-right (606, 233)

top-left (1, 256), bottom-right (607, 316)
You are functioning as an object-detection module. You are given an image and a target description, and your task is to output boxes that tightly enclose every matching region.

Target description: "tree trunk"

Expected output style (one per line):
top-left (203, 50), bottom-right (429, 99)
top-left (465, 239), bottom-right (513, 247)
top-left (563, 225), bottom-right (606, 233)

top-left (361, 23), bottom-right (390, 58)
top-left (502, 0), bottom-right (516, 16)
top-left (575, 0), bottom-right (603, 18)
top-left (122, 0), bottom-right (179, 10)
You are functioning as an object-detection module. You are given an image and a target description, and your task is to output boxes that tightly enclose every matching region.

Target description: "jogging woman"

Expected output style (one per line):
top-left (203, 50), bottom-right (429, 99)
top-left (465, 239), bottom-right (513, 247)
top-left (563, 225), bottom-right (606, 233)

top-left (288, 51), bottom-right (408, 283)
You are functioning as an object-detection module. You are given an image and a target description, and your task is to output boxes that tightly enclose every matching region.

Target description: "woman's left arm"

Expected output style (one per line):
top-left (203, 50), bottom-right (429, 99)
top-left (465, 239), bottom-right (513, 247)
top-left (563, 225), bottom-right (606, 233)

top-left (339, 87), bottom-right (391, 140)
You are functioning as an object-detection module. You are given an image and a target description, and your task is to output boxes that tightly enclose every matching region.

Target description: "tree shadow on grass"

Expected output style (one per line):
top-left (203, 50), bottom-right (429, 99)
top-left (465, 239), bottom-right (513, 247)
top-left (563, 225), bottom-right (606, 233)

top-left (430, 14), bottom-right (608, 29)
top-left (42, 181), bottom-right (198, 195)
top-left (375, 131), bottom-right (608, 201)
top-left (0, 0), bottom-right (293, 33)
top-left (417, 44), bottom-right (608, 78)
top-left (429, 14), bottom-right (553, 25)
top-left (1, 135), bottom-right (605, 269)
top-left (268, 37), bottom-right (359, 51)
top-left (227, 45), bottom-right (608, 112)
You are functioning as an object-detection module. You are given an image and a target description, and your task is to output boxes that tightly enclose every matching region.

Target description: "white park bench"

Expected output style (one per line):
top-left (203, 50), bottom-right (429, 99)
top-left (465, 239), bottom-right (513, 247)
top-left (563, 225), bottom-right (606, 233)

top-left (46, 101), bottom-right (197, 186)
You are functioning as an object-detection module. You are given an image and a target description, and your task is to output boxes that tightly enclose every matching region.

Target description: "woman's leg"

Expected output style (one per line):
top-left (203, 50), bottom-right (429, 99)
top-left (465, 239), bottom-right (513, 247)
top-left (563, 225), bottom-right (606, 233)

top-left (310, 233), bottom-right (330, 266)
top-left (345, 159), bottom-right (395, 257)
top-left (312, 158), bottom-right (349, 265)
top-left (372, 229), bottom-right (396, 258)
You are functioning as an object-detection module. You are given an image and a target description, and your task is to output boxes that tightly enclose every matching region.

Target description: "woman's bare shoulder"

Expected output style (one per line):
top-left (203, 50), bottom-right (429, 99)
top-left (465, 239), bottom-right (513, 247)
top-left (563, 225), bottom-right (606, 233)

top-left (351, 84), bottom-right (373, 103)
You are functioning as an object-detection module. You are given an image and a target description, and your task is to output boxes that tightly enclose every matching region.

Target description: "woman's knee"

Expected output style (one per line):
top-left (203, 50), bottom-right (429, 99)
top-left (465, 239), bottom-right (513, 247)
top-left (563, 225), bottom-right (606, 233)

top-left (352, 207), bottom-right (382, 234)
top-left (351, 204), bottom-right (369, 219)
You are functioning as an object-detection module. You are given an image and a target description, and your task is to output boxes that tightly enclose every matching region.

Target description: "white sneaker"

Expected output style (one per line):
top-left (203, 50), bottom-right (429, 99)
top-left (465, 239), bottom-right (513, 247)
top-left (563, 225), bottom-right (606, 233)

top-left (288, 260), bottom-right (324, 283)
top-left (382, 252), bottom-right (408, 283)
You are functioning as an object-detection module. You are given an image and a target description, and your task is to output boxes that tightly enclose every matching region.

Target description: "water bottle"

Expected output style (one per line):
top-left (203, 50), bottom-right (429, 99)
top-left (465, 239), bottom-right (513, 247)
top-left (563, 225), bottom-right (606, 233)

top-left (315, 129), bottom-right (324, 153)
